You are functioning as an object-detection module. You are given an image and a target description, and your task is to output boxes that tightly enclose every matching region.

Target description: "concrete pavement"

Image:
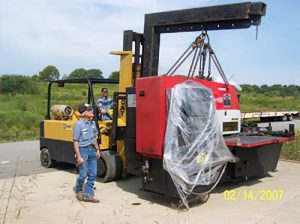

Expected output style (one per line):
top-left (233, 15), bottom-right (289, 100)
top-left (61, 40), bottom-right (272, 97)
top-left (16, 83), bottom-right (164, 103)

top-left (0, 161), bottom-right (299, 224)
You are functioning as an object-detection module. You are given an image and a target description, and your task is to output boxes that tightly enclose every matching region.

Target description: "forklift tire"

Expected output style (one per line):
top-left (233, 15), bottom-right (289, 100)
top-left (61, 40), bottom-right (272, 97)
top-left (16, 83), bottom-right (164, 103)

top-left (97, 150), bottom-right (123, 183)
top-left (40, 148), bottom-right (55, 168)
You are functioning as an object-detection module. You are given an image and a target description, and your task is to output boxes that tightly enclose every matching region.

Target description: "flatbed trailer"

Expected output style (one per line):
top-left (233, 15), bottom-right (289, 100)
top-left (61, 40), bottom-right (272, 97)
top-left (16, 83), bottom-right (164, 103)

top-left (242, 111), bottom-right (299, 121)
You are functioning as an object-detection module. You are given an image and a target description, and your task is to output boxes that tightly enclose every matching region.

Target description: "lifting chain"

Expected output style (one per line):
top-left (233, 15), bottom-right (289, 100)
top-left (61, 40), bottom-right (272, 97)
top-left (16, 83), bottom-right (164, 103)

top-left (165, 30), bottom-right (229, 87)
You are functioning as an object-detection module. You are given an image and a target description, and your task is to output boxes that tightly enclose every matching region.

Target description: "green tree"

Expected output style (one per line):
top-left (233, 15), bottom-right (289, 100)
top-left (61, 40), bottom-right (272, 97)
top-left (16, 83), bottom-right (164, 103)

top-left (39, 65), bottom-right (60, 81)
top-left (259, 84), bottom-right (269, 94)
top-left (285, 85), bottom-right (299, 96)
top-left (69, 68), bottom-right (103, 79)
top-left (69, 68), bottom-right (87, 78)
top-left (0, 75), bottom-right (39, 95)
top-left (61, 74), bottom-right (69, 80)
top-left (240, 84), bottom-right (254, 92)
top-left (87, 69), bottom-right (103, 78)
top-left (31, 74), bottom-right (39, 81)
top-left (109, 71), bottom-right (119, 79)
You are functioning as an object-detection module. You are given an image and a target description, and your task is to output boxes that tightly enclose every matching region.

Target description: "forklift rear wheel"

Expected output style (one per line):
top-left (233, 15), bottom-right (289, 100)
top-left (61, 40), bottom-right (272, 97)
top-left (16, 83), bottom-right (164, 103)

top-left (40, 148), bottom-right (55, 168)
top-left (97, 150), bottom-right (123, 183)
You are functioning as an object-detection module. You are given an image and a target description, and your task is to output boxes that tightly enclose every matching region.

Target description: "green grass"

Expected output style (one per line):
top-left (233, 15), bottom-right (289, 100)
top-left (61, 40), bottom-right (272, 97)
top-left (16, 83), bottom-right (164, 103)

top-left (281, 129), bottom-right (300, 161)
top-left (239, 93), bottom-right (300, 111)
top-left (0, 82), bottom-right (118, 142)
top-left (0, 94), bottom-right (45, 142)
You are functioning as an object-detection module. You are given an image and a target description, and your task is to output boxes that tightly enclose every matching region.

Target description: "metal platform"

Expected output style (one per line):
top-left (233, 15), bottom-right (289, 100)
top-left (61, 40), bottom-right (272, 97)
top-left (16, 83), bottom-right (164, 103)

top-left (224, 135), bottom-right (293, 148)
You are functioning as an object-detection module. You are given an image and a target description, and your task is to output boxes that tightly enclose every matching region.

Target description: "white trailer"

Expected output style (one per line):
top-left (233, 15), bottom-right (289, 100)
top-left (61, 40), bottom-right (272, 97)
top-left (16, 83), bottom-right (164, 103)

top-left (241, 111), bottom-right (299, 121)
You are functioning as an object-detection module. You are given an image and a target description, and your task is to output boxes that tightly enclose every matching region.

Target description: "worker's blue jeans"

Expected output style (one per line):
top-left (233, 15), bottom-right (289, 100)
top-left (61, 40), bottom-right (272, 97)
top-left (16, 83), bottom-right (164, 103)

top-left (75, 147), bottom-right (97, 198)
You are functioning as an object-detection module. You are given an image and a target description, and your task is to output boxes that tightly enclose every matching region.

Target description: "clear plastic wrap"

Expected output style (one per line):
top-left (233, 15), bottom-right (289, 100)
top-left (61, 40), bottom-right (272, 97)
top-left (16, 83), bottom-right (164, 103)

top-left (163, 80), bottom-right (235, 208)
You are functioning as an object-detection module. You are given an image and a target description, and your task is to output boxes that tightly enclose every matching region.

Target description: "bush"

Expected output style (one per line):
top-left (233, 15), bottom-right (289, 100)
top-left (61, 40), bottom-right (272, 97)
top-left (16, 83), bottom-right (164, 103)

top-left (0, 75), bottom-right (39, 95)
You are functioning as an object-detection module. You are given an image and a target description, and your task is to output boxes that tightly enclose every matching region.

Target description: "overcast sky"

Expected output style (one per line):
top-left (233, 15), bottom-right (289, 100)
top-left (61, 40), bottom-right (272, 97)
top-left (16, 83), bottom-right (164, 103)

top-left (0, 0), bottom-right (299, 85)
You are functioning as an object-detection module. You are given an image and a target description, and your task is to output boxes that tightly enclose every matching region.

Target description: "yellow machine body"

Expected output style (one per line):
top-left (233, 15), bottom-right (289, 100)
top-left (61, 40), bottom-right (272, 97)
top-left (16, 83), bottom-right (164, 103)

top-left (41, 50), bottom-right (134, 180)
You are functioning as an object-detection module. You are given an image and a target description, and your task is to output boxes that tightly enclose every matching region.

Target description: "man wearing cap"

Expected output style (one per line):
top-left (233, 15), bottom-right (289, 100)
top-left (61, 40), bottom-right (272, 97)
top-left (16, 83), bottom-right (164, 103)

top-left (73, 103), bottom-right (101, 203)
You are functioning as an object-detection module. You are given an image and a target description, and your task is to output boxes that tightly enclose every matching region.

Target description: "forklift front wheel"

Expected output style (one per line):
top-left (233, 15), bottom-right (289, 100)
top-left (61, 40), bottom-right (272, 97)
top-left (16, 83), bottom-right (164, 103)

top-left (40, 148), bottom-right (55, 168)
top-left (97, 150), bottom-right (123, 183)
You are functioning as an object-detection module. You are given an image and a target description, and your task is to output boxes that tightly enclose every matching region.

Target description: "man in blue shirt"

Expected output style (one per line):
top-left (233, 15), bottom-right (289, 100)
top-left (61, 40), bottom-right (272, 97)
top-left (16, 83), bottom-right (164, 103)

top-left (73, 103), bottom-right (100, 203)
top-left (96, 87), bottom-right (113, 120)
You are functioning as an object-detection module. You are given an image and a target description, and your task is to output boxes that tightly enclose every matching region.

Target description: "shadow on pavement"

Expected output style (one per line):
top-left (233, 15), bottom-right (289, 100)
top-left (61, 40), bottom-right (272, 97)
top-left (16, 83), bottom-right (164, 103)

top-left (114, 173), bottom-right (271, 209)
top-left (115, 175), bottom-right (176, 208)
top-left (51, 162), bottom-right (78, 174)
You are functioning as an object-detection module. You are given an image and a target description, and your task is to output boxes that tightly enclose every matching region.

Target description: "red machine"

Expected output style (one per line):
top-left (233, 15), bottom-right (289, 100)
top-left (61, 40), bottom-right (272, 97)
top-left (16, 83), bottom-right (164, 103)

top-left (136, 75), bottom-right (240, 158)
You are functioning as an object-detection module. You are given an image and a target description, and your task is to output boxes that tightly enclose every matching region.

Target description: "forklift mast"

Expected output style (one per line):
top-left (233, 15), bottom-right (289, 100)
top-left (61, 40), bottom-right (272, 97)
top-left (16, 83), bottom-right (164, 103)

top-left (123, 2), bottom-right (266, 79)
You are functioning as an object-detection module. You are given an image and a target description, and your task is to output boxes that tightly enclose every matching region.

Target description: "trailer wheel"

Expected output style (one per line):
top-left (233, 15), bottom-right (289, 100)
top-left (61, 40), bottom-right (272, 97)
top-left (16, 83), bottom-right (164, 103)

top-left (260, 117), bottom-right (267, 122)
top-left (288, 115), bottom-right (293, 121)
top-left (282, 115), bottom-right (288, 121)
top-left (97, 150), bottom-right (123, 182)
top-left (40, 148), bottom-right (55, 168)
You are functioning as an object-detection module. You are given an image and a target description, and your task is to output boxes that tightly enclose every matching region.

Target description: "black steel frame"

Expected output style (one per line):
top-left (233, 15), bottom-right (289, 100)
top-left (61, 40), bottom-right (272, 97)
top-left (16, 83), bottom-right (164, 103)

top-left (142, 2), bottom-right (266, 76)
top-left (123, 30), bottom-right (144, 82)
top-left (112, 92), bottom-right (127, 145)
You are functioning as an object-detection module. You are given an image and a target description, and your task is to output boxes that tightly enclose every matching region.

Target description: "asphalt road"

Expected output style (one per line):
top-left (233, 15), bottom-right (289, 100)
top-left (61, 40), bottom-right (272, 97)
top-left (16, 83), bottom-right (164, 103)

top-left (0, 141), bottom-right (74, 179)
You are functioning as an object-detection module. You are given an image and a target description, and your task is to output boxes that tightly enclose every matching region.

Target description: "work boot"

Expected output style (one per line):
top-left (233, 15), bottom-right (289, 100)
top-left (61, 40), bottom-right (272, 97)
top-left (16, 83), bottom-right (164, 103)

top-left (83, 197), bottom-right (100, 203)
top-left (76, 191), bottom-right (84, 201)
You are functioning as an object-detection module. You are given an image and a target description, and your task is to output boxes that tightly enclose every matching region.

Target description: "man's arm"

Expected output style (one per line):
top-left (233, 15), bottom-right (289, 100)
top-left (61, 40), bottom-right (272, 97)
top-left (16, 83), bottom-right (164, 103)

top-left (92, 125), bottom-right (100, 158)
top-left (108, 98), bottom-right (113, 110)
top-left (73, 122), bottom-right (83, 165)
top-left (93, 142), bottom-right (100, 151)
top-left (94, 142), bottom-right (101, 159)
top-left (97, 99), bottom-right (106, 114)
top-left (74, 140), bottom-right (83, 165)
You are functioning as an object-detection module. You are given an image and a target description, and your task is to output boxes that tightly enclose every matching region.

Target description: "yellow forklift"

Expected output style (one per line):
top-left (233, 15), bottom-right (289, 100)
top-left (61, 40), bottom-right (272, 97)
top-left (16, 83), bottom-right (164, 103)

top-left (40, 77), bottom-right (125, 182)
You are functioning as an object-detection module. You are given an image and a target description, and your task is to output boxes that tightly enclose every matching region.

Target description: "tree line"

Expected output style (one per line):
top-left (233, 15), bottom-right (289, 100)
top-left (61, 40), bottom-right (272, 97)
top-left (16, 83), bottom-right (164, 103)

top-left (240, 84), bottom-right (300, 97)
top-left (0, 65), bottom-right (119, 95)
top-left (31, 65), bottom-right (119, 81)
top-left (0, 64), bottom-right (298, 96)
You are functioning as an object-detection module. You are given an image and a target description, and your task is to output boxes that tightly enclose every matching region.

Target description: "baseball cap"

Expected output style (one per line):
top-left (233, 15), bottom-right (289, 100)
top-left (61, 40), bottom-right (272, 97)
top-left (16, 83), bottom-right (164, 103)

top-left (78, 103), bottom-right (93, 115)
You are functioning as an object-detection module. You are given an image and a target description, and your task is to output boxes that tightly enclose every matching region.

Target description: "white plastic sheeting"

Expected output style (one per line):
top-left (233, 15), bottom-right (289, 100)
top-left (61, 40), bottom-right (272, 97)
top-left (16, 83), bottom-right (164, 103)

top-left (163, 80), bottom-right (235, 208)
